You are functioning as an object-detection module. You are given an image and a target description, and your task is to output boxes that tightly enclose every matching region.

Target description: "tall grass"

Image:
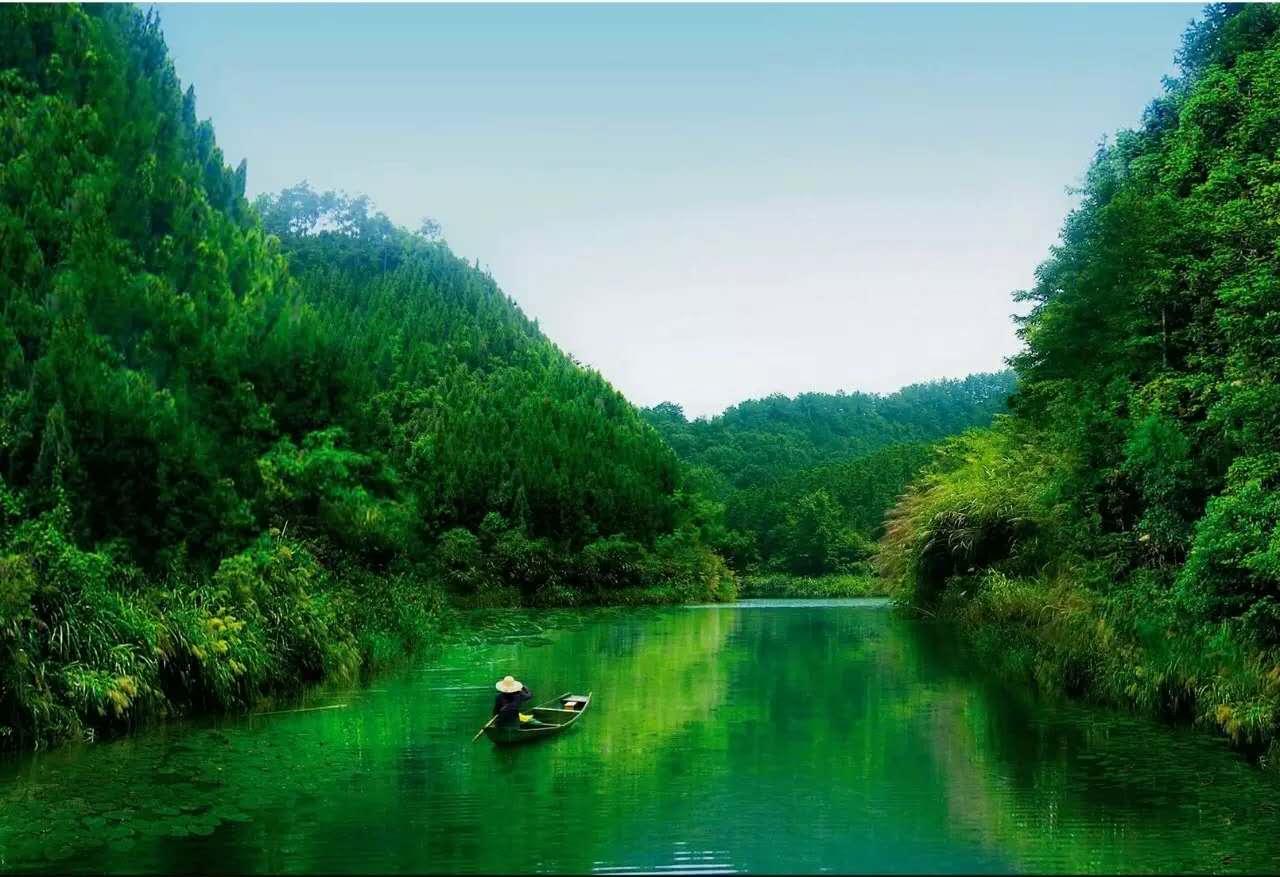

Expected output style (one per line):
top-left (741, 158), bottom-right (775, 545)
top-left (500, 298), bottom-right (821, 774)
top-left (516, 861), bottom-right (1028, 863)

top-left (0, 504), bottom-right (733, 750)
top-left (879, 424), bottom-right (1280, 767)
top-left (737, 574), bottom-right (886, 599)
top-left (0, 513), bottom-right (450, 749)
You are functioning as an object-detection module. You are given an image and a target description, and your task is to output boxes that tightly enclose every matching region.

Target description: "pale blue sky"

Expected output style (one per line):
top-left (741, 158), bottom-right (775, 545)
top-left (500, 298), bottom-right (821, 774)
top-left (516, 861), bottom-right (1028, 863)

top-left (157, 3), bottom-right (1201, 417)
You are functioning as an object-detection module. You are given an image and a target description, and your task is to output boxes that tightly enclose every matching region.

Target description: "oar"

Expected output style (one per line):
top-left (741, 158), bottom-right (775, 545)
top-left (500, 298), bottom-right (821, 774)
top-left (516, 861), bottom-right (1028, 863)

top-left (257, 703), bottom-right (348, 717)
top-left (471, 714), bottom-right (497, 743)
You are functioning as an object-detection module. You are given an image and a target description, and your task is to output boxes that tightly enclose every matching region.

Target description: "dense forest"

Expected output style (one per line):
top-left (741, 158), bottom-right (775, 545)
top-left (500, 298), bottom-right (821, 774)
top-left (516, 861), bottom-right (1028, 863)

top-left (0, 4), bottom-right (729, 749)
top-left (644, 372), bottom-right (1015, 574)
top-left (882, 4), bottom-right (1280, 761)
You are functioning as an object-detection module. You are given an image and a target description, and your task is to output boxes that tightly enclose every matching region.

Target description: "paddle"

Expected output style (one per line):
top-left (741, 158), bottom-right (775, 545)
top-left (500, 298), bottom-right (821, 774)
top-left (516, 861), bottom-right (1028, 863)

top-left (471, 714), bottom-right (497, 743)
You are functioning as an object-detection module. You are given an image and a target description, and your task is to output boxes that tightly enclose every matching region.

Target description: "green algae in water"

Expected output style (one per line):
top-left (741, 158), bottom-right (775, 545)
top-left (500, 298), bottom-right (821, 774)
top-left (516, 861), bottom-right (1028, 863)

top-left (2, 602), bottom-right (1280, 874)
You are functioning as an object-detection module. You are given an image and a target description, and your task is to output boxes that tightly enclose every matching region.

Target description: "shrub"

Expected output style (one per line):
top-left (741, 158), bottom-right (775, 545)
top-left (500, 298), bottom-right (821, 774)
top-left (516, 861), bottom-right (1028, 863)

top-left (1178, 453), bottom-right (1280, 644)
top-left (880, 424), bottom-right (1054, 606)
top-left (737, 573), bottom-right (885, 599)
top-left (579, 534), bottom-right (648, 591)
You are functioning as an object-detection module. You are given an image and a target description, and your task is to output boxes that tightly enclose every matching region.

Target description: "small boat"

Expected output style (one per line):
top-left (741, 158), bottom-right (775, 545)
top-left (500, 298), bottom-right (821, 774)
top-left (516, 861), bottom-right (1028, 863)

top-left (482, 691), bottom-right (592, 746)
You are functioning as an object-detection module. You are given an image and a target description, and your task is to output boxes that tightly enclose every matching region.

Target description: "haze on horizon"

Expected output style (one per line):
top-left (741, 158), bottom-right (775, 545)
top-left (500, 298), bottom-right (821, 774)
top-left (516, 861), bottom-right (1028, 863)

top-left (157, 2), bottom-right (1198, 419)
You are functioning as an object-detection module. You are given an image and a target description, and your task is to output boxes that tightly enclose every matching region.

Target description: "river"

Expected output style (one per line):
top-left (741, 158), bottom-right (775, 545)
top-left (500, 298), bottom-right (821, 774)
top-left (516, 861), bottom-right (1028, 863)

top-left (2, 598), bottom-right (1278, 873)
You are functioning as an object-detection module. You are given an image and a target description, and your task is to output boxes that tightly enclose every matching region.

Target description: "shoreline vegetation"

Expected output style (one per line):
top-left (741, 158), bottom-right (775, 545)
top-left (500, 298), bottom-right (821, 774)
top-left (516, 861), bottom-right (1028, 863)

top-left (0, 526), bottom-right (734, 751)
top-left (880, 5), bottom-right (1280, 768)
top-left (737, 573), bottom-right (888, 600)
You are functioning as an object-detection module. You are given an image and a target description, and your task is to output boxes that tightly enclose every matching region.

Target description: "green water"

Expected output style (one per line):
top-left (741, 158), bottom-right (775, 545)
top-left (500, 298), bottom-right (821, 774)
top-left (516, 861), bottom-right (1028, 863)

top-left (3, 599), bottom-right (1279, 874)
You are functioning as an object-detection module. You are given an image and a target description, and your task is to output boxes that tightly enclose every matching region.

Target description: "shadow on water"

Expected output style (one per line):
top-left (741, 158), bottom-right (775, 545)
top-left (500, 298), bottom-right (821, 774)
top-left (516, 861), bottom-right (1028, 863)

top-left (2, 598), bottom-right (1278, 874)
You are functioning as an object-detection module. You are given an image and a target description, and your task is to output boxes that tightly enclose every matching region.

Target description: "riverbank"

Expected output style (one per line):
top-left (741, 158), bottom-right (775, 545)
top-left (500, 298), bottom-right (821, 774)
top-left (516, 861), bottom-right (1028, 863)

top-left (900, 567), bottom-right (1280, 769)
top-left (0, 524), bottom-right (735, 754)
top-left (737, 573), bottom-right (887, 599)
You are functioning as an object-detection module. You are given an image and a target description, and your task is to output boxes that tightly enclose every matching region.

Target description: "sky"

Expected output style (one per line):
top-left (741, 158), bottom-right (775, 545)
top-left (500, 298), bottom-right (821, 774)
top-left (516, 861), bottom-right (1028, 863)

top-left (156, 2), bottom-right (1201, 418)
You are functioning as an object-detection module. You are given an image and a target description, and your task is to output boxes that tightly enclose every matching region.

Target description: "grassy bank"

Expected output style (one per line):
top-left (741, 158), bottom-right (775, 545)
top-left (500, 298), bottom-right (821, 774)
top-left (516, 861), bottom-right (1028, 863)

top-left (0, 523), bottom-right (451, 750)
top-left (878, 425), bottom-right (1280, 767)
top-left (737, 573), bottom-right (887, 599)
top-left (0, 513), bottom-right (733, 752)
top-left (903, 567), bottom-right (1280, 767)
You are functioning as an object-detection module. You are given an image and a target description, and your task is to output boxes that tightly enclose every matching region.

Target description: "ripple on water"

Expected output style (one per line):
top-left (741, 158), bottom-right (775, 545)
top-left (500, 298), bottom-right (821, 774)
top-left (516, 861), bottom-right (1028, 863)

top-left (2, 604), bottom-right (1279, 874)
top-left (687, 597), bottom-right (892, 609)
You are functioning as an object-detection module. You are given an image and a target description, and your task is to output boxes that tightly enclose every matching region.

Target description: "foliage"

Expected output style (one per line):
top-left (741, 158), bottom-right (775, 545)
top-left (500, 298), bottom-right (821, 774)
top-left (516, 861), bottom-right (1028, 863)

top-left (644, 374), bottom-right (1015, 574)
top-left (880, 4), bottom-right (1280, 760)
top-left (0, 4), bottom-right (726, 748)
top-left (880, 423), bottom-right (1063, 605)
top-left (736, 573), bottom-right (886, 599)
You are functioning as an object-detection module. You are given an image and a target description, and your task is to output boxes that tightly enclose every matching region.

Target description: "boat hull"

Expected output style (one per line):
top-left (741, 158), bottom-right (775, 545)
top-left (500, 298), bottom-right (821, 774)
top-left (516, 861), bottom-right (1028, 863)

top-left (483, 692), bottom-right (591, 746)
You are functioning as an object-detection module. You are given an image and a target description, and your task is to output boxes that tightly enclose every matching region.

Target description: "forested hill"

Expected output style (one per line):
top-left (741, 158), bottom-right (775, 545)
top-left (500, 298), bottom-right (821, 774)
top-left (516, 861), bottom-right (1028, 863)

top-left (643, 372), bottom-right (1015, 574)
top-left (0, 4), bottom-right (727, 749)
top-left (248, 183), bottom-right (686, 560)
top-left (644, 372), bottom-right (1015, 491)
top-left (881, 4), bottom-right (1280, 755)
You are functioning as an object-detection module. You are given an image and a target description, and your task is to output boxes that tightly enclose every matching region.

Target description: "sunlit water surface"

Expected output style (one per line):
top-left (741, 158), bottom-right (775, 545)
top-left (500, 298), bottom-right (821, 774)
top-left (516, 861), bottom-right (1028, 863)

top-left (3, 599), bottom-right (1279, 873)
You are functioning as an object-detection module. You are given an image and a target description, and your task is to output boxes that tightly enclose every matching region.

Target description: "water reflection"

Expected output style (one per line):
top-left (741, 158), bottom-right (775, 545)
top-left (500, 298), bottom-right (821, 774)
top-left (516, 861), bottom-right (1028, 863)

top-left (1, 600), bottom-right (1277, 874)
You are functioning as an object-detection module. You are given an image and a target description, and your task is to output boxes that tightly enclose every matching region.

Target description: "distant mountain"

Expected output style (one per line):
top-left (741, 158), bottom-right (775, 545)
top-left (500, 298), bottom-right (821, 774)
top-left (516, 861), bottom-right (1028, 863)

top-left (643, 372), bottom-right (1016, 573)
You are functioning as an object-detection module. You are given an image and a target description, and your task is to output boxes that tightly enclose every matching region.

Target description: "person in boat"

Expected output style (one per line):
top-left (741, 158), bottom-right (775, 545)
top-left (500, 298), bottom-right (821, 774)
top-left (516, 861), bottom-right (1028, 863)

top-left (492, 675), bottom-right (537, 728)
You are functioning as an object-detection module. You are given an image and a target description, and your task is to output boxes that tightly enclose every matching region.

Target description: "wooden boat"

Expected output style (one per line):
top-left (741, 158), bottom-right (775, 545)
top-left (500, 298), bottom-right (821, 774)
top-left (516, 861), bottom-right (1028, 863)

top-left (482, 691), bottom-right (592, 746)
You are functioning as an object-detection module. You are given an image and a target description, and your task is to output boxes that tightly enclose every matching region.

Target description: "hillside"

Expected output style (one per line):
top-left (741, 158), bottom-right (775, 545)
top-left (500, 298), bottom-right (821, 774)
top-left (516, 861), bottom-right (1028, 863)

top-left (0, 4), bottom-right (727, 749)
top-left (881, 3), bottom-right (1280, 757)
top-left (644, 372), bottom-right (1015, 573)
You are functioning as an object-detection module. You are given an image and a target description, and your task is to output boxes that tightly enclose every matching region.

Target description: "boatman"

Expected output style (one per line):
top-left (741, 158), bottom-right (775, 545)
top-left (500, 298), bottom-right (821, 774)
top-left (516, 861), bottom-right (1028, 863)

top-left (492, 675), bottom-right (535, 728)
